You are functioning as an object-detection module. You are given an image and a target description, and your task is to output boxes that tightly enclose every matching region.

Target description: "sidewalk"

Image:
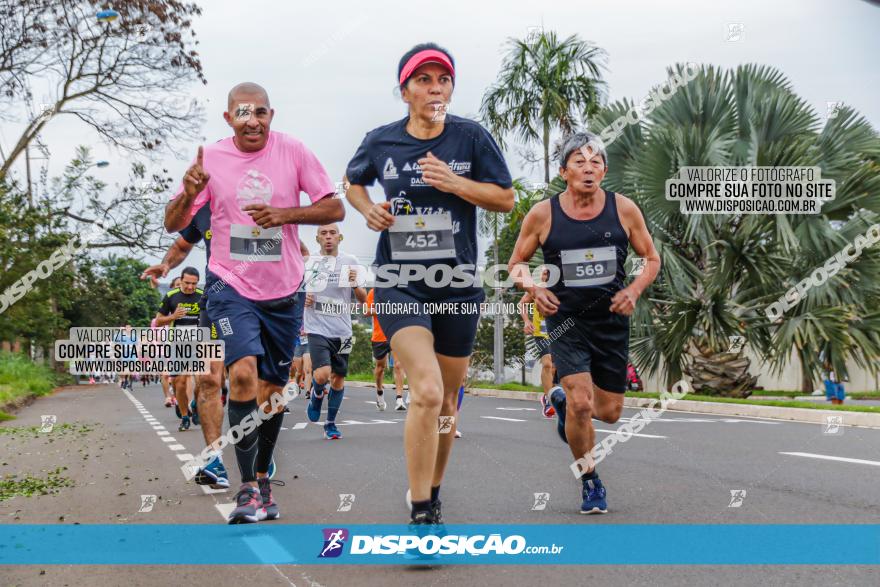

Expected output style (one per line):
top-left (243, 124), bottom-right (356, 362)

top-left (466, 386), bottom-right (880, 429)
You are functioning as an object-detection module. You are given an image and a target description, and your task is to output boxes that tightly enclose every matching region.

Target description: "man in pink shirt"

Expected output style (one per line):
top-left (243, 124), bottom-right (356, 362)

top-left (165, 82), bottom-right (343, 524)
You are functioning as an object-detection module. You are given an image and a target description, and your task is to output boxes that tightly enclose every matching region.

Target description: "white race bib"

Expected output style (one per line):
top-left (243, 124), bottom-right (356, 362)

top-left (388, 213), bottom-right (455, 260)
top-left (229, 224), bottom-right (282, 262)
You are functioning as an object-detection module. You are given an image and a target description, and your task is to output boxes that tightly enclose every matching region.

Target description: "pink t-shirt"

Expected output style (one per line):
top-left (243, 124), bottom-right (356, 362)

top-left (173, 131), bottom-right (334, 300)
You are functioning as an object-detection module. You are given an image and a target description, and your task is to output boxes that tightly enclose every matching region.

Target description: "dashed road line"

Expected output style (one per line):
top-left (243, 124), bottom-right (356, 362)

top-left (779, 452), bottom-right (880, 467)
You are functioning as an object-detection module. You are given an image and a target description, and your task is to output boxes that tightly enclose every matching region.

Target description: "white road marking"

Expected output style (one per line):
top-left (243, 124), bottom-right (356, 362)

top-left (156, 430), bottom-right (170, 436)
top-left (168, 444), bottom-right (185, 450)
top-left (215, 503), bottom-right (235, 519)
top-left (618, 416), bottom-right (780, 424)
top-left (779, 452), bottom-right (880, 467)
top-left (481, 416), bottom-right (527, 422)
top-left (496, 407), bottom-right (537, 411)
top-left (201, 485), bottom-right (228, 495)
top-left (593, 428), bottom-right (667, 439)
top-left (291, 422), bottom-right (308, 430)
top-left (161, 437), bottom-right (176, 443)
top-left (177, 453), bottom-right (195, 461)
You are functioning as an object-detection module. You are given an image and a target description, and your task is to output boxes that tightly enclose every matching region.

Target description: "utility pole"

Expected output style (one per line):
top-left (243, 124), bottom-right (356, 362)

top-left (492, 217), bottom-right (504, 384)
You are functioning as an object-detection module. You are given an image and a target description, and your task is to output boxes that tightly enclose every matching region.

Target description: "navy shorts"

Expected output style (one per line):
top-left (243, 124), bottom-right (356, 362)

top-left (371, 341), bottom-right (391, 360)
top-left (206, 276), bottom-right (304, 387)
top-left (308, 334), bottom-right (350, 377)
top-left (374, 287), bottom-right (482, 358)
top-left (546, 311), bottom-right (629, 393)
top-left (531, 336), bottom-right (551, 358)
top-left (198, 293), bottom-right (217, 339)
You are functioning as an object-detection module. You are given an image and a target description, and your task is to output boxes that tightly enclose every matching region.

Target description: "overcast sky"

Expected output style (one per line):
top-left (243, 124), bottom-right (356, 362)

top-left (5, 0), bottom-right (878, 278)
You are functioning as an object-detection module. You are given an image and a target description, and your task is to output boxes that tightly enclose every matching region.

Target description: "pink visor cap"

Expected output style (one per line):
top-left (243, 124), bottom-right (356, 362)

top-left (398, 49), bottom-right (455, 86)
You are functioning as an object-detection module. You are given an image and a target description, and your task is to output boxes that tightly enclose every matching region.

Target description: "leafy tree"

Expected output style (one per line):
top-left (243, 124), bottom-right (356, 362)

top-left (592, 64), bottom-right (880, 395)
top-left (1, 0), bottom-right (206, 178)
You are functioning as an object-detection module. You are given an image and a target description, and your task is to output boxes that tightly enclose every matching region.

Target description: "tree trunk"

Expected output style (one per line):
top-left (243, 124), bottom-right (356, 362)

top-left (542, 119), bottom-right (551, 184)
top-left (685, 341), bottom-right (756, 398)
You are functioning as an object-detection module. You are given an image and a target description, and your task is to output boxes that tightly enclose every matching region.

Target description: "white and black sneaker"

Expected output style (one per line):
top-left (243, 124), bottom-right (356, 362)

top-left (395, 397), bottom-right (407, 411)
top-left (376, 391), bottom-right (386, 412)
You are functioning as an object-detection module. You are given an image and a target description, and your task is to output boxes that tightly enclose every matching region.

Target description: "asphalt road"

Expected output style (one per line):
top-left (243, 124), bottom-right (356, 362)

top-left (1, 382), bottom-right (878, 586)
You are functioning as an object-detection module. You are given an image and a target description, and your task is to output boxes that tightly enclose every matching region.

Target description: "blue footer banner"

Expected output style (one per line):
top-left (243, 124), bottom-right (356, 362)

top-left (1, 524), bottom-right (878, 565)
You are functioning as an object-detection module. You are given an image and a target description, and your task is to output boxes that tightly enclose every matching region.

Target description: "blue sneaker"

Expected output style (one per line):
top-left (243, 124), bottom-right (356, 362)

top-left (190, 399), bottom-right (200, 426)
top-left (194, 455), bottom-right (229, 489)
top-left (178, 415), bottom-right (191, 432)
top-left (580, 477), bottom-right (608, 514)
top-left (549, 386), bottom-right (567, 444)
top-left (267, 457), bottom-right (276, 480)
top-left (324, 422), bottom-right (341, 440)
top-left (307, 390), bottom-right (325, 422)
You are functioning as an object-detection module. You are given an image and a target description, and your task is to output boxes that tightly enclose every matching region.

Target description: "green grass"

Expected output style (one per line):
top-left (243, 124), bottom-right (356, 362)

top-left (627, 392), bottom-right (880, 413)
top-left (470, 380), bottom-right (543, 393)
top-left (0, 352), bottom-right (61, 419)
top-left (344, 374), bottom-right (879, 412)
top-left (750, 389), bottom-right (880, 400)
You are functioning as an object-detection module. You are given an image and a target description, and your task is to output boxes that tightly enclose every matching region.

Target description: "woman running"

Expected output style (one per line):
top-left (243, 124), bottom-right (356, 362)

top-left (345, 42), bottom-right (513, 525)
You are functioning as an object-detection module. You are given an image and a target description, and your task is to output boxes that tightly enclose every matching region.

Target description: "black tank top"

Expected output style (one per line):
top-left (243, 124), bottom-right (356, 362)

top-left (541, 190), bottom-right (629, 316)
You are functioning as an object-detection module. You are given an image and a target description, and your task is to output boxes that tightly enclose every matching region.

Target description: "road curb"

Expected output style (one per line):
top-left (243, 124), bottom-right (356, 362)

top-left (466, 387), bottom-right (880, 429)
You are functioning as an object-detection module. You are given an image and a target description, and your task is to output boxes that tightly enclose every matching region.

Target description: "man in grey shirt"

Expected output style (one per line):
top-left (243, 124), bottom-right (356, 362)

top-left (304, 224), bottom-right (368, 439)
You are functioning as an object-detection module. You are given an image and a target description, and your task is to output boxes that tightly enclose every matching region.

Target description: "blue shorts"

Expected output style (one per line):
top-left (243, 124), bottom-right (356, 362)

top-left (374, 287), bottom-right (482, 358)
top-left (206, 275), bottom-right (304, 387)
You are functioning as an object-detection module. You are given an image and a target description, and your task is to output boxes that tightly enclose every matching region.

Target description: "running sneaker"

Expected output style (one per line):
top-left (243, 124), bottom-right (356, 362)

top-left (307, 390), bottom-right (325, 422)
top-left (267, 457), bottom-right (276, 480)
top-left (258, 477), bottom-right (281, 521)
top-left (540, 393), bottom-right (556, 418)
top-left (549, 386), bottom-right (567, 444)
top-left (454, 429), bottom-right (462, 438)
top-left (395, 397), bottom-right (407, 411)
top-left (178, 415), bottom-right (191, 432)
top-left (324, 422), bottom-right (342, 440)
top-left (580, 477), bottom-right (608, 514)
top-left (404, 510), bottom-right (439, 561)
top-left (194, 455), bottom-right (230, 489)
top-left (164, 397), bottom-right (172, 408)
top-left (190, 399), bottom-right (200, 426)
top-left (227, 484), bottom-right (265, 524)
top-left (431, 499), bottom-right (444, 525)
top-left (377, 392), bottom-right (386, 411)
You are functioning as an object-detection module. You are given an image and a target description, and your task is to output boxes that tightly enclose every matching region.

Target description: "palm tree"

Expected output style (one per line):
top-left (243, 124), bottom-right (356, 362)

top-left (480, 31), bottom-right (607, 184)
top-left (592, 64), bottom-right (880, 395)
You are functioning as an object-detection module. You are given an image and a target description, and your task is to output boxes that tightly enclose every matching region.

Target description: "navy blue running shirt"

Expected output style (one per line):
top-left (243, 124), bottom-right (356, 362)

top-left (541, 190), bottom-right (629, 316)
top-left (346, 114), bottom-right (513, 300)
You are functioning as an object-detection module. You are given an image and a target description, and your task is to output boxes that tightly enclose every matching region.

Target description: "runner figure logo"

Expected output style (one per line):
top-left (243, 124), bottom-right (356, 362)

top-left (531, 492), bottom-right (550, 511)
top-left (318, 528), bottom-right (349, 558)
top-left (337, 494), bottom-right (355, 512)
top-left (39, 415), bottom-right (56, 433)
top-left (823, 415), bottom-right (844, 435)
top-left (728, 336), bottom-right (746, 353)
top-left (138, 494), bottom-right (157, 513)
top-left (438, 416), bottom-right (455, 434)
top-left (728, 489), bottom-right (747, 508)
top-left (629, 257), bottom-right (646, 276)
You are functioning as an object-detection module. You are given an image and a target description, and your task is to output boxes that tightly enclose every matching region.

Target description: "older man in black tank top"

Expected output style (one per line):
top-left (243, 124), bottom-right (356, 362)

top-left (508, 131), bottom-right (661, 515)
